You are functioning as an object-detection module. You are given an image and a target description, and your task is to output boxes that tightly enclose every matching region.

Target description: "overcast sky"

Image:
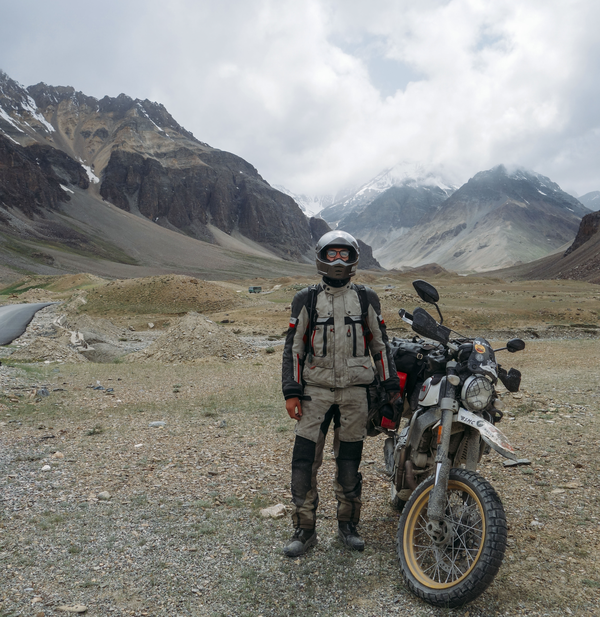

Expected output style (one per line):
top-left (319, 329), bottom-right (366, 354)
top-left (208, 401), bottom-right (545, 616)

top-left (1, 0), bottom-right (599, 197)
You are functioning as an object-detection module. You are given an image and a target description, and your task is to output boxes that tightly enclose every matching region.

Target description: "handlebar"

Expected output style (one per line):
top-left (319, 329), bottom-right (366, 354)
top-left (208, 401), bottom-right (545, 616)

top-left (399, 308), bottom-right (413, 323)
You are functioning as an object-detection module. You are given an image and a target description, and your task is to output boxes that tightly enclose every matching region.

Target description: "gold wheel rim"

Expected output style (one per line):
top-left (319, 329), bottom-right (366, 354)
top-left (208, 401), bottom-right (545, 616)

top-left (403, 479), bottom-right (486, 589)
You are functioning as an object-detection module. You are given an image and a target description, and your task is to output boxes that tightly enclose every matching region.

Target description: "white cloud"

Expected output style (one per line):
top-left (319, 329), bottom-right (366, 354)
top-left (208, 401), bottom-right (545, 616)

top-left (1, 0), bottom-right (599, 196)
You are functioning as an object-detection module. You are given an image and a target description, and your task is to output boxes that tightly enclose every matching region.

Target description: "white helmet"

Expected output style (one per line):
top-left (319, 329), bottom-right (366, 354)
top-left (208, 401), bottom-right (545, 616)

top-left (315, 231), bottom-right (360, 280)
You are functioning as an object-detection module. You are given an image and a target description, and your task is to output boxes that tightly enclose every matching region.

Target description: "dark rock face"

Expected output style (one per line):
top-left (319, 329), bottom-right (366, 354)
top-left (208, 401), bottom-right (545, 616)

top-left (355, 239), bottom-right (382, 270)
top-left (308, 216), bottom-right (331, 243)
top-left (100, 149), bottom-right (312, 260)
top-left (0, 134), bottom-right (87, 217)
top-left (28, 144), bottom-right (89, 190)
top-left (564, 210), bottom-right (600, 256)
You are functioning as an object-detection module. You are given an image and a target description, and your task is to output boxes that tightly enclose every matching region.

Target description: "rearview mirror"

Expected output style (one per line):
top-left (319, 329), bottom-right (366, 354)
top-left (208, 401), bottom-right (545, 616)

top-left (413, 280), bottom-right (440, 304)
top-left (506, 338), bottom-right (525, 353)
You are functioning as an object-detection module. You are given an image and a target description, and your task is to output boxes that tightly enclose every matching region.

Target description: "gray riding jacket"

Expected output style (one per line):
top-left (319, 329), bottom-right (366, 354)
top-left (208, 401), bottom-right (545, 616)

top-left (282, 280), bottom-right (399, 399)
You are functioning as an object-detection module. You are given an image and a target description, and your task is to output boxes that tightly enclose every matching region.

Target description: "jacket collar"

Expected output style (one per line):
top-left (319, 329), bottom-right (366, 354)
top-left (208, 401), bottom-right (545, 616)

top-left (321, 280), bottom-right (352, 295)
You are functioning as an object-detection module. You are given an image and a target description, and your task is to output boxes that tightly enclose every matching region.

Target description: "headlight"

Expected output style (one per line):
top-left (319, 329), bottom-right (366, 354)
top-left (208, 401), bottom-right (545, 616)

top-left (461, 375), bottom-right (494, 412)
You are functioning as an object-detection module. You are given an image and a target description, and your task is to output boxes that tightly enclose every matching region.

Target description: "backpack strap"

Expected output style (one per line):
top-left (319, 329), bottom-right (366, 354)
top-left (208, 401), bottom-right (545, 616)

top-left (304, 284), bottom-right (319, 363)
top-left (352, 283), bottom-right (370, 334)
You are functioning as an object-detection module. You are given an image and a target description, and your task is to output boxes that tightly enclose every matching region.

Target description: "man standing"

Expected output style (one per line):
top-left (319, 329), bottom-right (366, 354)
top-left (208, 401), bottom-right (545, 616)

top-left (281, 231), bottom-right (400, 557)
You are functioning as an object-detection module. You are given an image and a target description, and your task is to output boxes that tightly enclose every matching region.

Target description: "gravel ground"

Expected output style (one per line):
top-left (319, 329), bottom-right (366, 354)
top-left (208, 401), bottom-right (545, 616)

top-left (1, 275), bottom-right (599, 617)
top-left (0, 338), bottom-right (599, 617)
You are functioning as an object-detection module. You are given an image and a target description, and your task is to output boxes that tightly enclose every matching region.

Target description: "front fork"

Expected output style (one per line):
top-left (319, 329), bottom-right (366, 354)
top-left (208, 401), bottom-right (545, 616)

top-left (426, 379), bottom-right (459, 537)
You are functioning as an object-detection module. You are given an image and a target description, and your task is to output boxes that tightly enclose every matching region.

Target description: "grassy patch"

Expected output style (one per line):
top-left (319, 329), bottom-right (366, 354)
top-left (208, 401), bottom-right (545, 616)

top-left (85, 424), bottom-right (104, 436)
top-left (582, 579), bottom-right (600, 588)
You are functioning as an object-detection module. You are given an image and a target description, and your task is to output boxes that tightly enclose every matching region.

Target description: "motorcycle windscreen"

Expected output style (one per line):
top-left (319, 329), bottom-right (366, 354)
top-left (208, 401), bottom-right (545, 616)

top-left (467, 338), bottom-right (498, 380)
top-left (457, 408), bottom-right (518, 461)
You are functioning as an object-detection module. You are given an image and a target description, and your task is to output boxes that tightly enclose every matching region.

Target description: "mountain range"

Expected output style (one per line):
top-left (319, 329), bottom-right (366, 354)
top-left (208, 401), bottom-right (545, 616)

top-left (273, 186), bottom-right (337, 218)
top-left (578, 191), bottom-right (600, 211)
top-left (319, 163), bottom-right (457, 225)
top-left (370, 166), bottom-right (589, 272)
top-left (0, 71), bottom-right (346, 282)
top-left (0, 68), bottom-right (598, 284)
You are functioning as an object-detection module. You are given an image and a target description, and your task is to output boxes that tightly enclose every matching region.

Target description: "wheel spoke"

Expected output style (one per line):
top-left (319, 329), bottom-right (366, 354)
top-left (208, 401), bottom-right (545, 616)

top-left (399, 470), bottom-right (507, 605)
top-left (409, 485), bottom-right (485, 584)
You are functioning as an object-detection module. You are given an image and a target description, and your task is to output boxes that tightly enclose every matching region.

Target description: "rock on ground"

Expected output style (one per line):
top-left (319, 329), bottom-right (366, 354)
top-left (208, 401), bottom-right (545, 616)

top-left (125, 311), bottom-right (256, 362)
top-left (9, 336), bottom-right (88, 363)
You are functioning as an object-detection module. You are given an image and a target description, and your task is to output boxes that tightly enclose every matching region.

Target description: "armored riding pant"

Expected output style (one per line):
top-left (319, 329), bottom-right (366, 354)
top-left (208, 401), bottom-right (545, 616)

top-left (290, 385), bottom-right (367, 529)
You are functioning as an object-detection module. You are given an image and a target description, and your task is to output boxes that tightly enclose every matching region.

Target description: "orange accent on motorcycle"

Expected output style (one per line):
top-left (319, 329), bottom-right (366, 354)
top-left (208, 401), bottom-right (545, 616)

top-left (475, 344), bottom-right (486, 353)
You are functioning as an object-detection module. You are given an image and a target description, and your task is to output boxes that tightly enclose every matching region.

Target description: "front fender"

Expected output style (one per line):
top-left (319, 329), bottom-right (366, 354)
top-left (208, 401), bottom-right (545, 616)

top-left (456, 408), bottom-right (518, 461)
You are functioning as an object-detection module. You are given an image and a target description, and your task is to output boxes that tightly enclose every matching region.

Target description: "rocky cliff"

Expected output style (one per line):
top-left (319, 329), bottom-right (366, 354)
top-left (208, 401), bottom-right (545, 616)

top-left (0, 133), bottom-right (88, 218)
top-left (564, 210), bottom-right (600, 256)
top-left (1, 71), bottom-right (314, 264)
top-left (98, 148), bottom-right (311, 258)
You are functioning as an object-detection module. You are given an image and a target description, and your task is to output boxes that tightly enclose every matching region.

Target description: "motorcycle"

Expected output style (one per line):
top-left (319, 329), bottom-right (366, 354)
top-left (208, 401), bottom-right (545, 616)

top-left (381, 279), bottom-right (525, 608)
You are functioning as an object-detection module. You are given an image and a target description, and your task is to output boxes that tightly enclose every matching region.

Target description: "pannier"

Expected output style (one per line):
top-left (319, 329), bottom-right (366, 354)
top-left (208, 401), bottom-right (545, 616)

top-left (390, 337), bottom-right (435, 404)
top-left (366, 338), bottom-right (439, 436)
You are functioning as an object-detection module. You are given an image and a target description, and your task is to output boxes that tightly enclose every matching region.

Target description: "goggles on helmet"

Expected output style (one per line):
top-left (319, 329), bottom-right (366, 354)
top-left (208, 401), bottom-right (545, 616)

top-left (326, 249), bottom-right (350, 259)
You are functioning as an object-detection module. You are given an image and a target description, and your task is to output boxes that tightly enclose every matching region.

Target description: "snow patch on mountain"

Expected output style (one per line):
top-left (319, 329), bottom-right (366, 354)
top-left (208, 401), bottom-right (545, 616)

top-left (274, 185), bottom-right (336, 217)
top-left (321, 161), bottom-right (457, 225)
top-left (77, 159), bottom-right (100, 184)
top-left (21, 94), bottom-right (54, 132)
top-left (0, 106), bottom-right (23, 132)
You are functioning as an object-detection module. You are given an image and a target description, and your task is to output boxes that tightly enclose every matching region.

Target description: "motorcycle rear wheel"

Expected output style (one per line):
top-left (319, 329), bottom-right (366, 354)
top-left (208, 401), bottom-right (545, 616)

top-left (397, 468), bottom-right (507, 608)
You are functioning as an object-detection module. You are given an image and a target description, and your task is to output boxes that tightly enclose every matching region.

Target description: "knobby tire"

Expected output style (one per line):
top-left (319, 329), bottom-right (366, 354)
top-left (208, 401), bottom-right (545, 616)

top-left (396, 468), bottom-right (507, 608)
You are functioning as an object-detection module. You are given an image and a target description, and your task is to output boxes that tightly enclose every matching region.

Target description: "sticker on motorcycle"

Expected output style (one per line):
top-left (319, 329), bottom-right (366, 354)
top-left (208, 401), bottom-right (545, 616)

top-left (474, 343), bottom-right (486, 354)
top-left (457, 408), bottom-right (518, 461)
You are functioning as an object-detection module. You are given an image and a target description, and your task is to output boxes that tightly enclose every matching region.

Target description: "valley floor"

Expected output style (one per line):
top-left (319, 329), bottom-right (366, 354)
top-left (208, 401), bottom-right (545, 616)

top-left (0, 273), bottom-right (599, 616)
top-left (0, 338), bottom-right (599, 617)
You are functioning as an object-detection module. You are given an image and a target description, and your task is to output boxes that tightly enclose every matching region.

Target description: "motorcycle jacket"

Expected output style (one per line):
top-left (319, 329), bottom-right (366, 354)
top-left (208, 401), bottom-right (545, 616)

top-left (282, 280), bottom-right (400, 399)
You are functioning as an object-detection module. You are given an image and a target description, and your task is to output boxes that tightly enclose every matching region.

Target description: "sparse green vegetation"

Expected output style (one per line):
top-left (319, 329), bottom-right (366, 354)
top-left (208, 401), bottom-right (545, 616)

top-left (85, 424), bottom-right (104, 436)
top-left (0, 274), bottom-right (598, 616)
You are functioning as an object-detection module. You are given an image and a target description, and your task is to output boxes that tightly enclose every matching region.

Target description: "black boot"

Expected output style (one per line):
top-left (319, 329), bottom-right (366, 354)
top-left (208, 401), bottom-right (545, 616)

top-left (283, 528), bottom-right (317, 557)
top-left (338, 521), bottom-right (364, 551)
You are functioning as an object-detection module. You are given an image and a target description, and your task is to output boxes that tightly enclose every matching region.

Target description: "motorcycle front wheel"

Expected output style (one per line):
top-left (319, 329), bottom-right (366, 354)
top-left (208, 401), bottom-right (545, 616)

top-left (397, 468), bottom-right (507, 608)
